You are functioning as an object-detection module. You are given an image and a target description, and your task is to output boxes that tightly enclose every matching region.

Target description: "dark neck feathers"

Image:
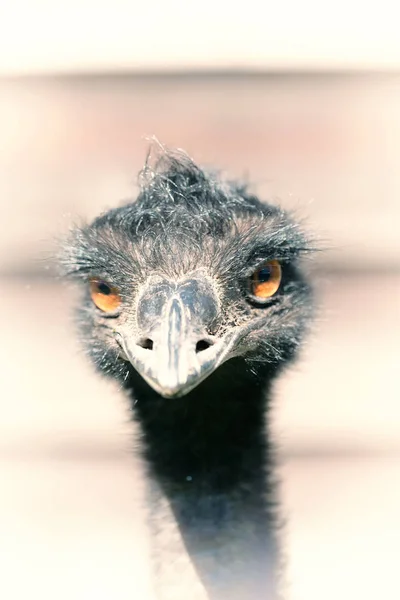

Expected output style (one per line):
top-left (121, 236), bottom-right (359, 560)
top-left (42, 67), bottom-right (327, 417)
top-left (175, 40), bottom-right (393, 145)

top-left (126, 358), bottom-right (280, 600)
top-left (128, 358), bottom-right (276, 488)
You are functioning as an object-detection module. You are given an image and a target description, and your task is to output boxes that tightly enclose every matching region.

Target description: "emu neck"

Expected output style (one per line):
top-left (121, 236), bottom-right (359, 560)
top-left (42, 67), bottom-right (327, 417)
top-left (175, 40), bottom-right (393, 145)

top-left (128, 360), bottom-right (279, 600)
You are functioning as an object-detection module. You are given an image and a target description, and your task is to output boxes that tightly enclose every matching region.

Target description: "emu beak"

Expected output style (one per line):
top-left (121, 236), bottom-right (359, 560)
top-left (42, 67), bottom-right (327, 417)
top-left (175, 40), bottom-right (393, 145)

top-left (117, 277), bottom-right (236, 398)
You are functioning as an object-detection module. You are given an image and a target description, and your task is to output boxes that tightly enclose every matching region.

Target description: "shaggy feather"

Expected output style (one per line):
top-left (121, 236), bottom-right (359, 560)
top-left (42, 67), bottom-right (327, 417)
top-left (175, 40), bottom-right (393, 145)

top-left (61, 146), bottom-right (315, 600)
top-left (61, 147), bottom-right (314, 371)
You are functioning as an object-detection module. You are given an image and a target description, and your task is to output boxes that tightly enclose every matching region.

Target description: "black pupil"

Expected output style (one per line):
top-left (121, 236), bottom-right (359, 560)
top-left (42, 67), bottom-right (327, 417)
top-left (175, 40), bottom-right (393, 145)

top-left (256, 266), bottom-right (272, 282)
top-left (98, 282), bottom-right (111, 295)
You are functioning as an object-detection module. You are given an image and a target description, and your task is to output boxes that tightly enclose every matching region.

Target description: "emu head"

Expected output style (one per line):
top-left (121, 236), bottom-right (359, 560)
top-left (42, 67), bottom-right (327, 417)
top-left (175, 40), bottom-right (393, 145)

top-left (62, 150), bottom-right (313, 398)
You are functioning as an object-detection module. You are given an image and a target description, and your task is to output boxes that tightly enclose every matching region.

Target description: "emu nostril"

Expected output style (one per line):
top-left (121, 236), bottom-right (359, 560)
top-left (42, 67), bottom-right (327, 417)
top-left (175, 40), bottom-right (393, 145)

top-left (196, 340), bottom-right (212, 353)
top-left (138, 338), bottom-right (154, 350)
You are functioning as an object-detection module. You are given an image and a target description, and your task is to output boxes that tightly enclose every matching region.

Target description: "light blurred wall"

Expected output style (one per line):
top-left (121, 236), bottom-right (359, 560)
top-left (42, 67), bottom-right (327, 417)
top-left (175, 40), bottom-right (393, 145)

top-left (1, 8), bottom-right (400, 600)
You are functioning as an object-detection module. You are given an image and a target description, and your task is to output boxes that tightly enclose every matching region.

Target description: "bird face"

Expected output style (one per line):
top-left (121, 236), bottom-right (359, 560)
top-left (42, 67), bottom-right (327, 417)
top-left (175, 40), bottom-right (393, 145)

top-left (88, 262), bottom-right (293, 397)
top-left (63, 152), bottom-right (313, 398)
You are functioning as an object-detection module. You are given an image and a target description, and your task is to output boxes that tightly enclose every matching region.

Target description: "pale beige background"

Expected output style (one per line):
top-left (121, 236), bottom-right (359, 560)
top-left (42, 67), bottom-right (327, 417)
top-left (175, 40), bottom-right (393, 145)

top-left (1, 0), bottom-right (400, 73)
top-left (0, 70), bottom-right (399, 599)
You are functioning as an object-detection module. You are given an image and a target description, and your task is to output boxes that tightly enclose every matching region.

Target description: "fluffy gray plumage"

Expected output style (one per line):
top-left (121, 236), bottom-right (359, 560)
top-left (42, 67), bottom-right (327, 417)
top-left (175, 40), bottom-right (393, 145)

top-left (61, 147), bottom-right (315, 600)
top-left (62, 149), bottom-right (313, 377)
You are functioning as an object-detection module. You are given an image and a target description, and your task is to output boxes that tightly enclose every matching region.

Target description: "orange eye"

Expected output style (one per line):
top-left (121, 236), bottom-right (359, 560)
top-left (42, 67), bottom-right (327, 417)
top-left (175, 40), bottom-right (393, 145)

top-left (89, 278), bottom-right (122, 313)
top-left (249, 260), bottom-right (282, 301)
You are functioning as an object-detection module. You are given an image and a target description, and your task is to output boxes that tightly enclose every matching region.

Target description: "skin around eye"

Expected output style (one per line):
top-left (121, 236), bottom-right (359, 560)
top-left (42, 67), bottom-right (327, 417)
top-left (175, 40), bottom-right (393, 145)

top-left (249, 260), bottom-right (282, 300)
top-left (89, 278), bottom-right (122, 313)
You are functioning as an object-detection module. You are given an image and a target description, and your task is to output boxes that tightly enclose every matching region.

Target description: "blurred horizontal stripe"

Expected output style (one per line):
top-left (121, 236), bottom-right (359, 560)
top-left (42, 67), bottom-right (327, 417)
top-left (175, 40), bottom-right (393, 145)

top-left (0, 72), bottom-right (399, 274)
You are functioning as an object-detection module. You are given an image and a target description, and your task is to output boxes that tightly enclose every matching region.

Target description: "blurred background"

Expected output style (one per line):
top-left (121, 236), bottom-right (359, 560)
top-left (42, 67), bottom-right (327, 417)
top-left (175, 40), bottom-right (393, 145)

top-left (0, 2), bottom-right (399, 599)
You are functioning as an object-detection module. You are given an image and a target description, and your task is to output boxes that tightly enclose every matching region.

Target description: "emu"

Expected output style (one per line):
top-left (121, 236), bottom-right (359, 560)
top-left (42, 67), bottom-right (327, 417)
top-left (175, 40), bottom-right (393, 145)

top-left (62, 148), bottom-right (313, 600)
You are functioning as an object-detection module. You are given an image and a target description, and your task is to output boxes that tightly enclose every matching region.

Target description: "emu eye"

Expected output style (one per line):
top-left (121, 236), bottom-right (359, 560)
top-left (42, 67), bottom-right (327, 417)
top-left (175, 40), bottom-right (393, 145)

top-left (249, 260), bottom-right (282, 302)
top-left (89, 278), bottom-right (122, 313)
